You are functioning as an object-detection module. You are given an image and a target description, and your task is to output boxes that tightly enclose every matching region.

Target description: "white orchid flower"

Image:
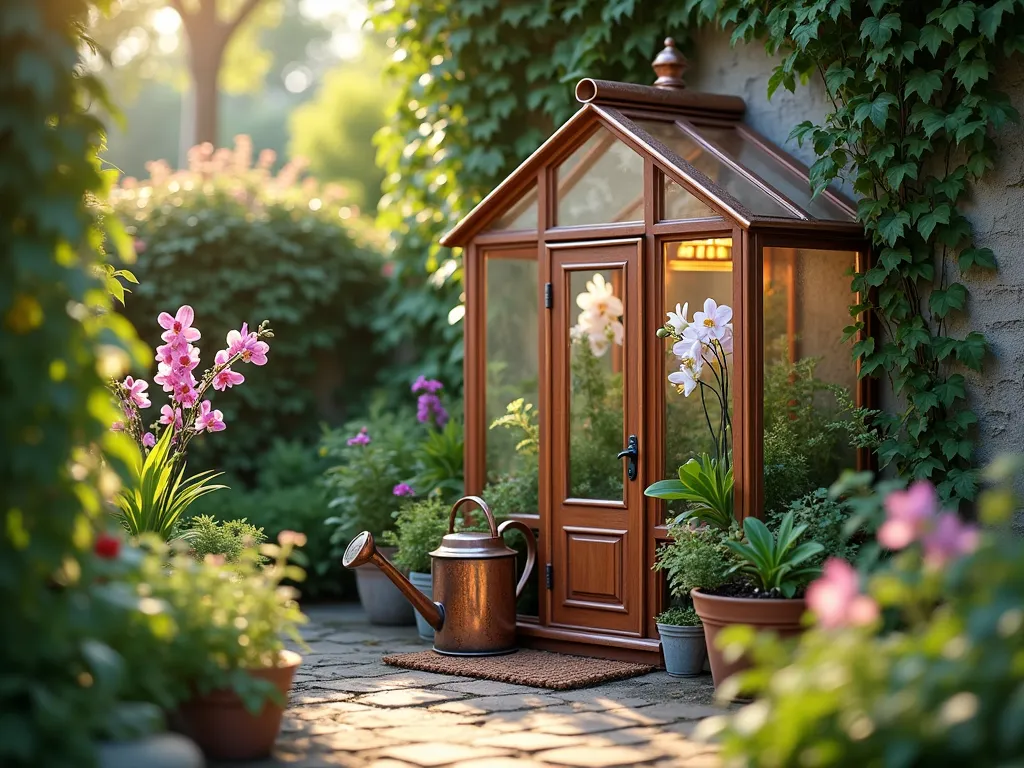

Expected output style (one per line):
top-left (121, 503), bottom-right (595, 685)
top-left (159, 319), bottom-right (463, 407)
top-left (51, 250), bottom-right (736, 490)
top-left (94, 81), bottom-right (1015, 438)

top-left (576, 273), bottom-right (624, 319)
top-left (688, 298), bottom-right (733, 342)
top-left (668, 338), bottom-right (704, 396)
top-left (666, 302), bottom-right (689, 336)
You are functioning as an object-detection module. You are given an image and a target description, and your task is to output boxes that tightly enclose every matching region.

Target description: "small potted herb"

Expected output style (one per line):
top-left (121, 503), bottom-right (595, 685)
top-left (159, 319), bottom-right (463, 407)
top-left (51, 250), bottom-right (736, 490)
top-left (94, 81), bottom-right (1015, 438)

top-left (654, 605), bottom-right (705, 678)
top-left (383, 497), bottom-right (450, 641)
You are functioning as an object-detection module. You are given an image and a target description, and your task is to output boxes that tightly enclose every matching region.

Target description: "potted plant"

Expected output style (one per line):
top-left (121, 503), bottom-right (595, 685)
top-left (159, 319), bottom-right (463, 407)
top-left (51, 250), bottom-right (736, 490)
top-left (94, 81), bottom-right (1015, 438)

top-left (691, 512), bottom-right (823, 689)
top-left (655, 605), bottom-right (706, 678)
top-left (383, 497), bottom-right (450, 641)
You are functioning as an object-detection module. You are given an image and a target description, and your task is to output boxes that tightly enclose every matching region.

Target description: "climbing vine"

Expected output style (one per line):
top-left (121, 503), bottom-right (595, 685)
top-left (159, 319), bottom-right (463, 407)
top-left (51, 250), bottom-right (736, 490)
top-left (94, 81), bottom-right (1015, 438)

top-left (370, 1), bottom-right (695, 390)
top-left (373, 0), bottom-right (1023, 506)
top-left (690, 0), bottom-right (1024, 505)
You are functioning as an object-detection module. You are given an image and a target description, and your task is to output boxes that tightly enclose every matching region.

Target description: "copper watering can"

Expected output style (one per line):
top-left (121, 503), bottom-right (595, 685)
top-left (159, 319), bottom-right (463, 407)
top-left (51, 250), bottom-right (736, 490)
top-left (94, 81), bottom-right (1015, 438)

top-left (342, 496), bottom-right (536, 656)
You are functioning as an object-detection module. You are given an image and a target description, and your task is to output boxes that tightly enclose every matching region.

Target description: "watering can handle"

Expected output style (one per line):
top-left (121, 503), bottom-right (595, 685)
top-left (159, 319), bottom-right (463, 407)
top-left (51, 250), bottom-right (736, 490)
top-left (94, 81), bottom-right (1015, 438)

top-left (448, 495), bottom-right (498, 537)
top-left (497, 520), bottom-right (537, 601)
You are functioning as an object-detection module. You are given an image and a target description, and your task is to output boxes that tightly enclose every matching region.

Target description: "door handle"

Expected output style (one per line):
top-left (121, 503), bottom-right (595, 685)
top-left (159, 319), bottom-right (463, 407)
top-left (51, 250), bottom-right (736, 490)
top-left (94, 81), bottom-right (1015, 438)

top-left (617, 434), bottom-right (639, 481)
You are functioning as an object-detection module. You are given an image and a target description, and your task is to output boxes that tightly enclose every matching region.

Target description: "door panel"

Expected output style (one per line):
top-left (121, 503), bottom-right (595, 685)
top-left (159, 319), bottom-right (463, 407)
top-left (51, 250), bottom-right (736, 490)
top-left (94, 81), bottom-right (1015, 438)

top-left (548, 240), bottom-right (643, 635)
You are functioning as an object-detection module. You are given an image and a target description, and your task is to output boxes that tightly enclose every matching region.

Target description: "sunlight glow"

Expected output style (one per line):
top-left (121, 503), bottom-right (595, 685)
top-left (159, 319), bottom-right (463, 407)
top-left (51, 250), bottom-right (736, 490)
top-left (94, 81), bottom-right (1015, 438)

top-left (151, 7), bottom-right (181, 36)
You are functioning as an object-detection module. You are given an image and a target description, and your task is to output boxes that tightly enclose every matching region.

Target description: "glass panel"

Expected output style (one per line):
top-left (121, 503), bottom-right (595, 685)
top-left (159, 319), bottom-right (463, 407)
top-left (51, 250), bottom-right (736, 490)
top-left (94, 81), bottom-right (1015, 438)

top-left (568, 268), bottom-right (625, 500)
top-left (556, 127), bottom-right (644, 227)
top-left (491, 184), bottom-right (538, 231)
top-left (511, 525), bottom-right (540, 617)
top-left (663, 177), bottom-right (719, 221)
top-left (635, 119), bottom-right (794, 218)
top-left (695, 126), bottom-right (854, 221)
top-left (662, 240), bottom-right (734, 523)
top-left (486, 256), bottom-right (539, 515)
top-left (762, 247), bottom-right (859, 519)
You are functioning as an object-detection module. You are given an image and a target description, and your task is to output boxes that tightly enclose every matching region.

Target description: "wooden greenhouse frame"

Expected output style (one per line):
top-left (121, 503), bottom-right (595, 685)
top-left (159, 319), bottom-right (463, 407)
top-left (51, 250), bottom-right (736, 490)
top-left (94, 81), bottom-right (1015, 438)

top-left (441, 40), bottom-right (875, 664)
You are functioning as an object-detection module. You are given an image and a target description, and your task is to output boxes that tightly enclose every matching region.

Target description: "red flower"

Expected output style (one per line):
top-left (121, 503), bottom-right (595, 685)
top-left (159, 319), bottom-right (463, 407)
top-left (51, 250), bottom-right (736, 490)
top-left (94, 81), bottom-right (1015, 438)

top-left (94, 533), bottom-right (120, 559)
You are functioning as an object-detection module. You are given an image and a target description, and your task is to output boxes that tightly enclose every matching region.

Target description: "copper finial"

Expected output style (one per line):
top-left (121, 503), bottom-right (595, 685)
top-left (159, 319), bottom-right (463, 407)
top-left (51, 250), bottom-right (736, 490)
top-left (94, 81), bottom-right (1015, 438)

top-left (652, 37), bottom-right (687, 89)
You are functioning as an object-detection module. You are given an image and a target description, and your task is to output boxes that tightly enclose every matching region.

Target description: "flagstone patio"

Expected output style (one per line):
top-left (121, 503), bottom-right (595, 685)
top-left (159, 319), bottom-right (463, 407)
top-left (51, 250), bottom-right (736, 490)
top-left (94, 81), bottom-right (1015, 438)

top-left (220, 604), bottom-right (727, 768)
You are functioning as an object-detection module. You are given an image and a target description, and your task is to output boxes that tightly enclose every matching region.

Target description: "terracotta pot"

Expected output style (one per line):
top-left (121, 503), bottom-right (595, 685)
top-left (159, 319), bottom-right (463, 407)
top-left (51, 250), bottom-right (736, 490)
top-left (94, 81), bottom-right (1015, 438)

top-left (691, 588), bottom-right (806, 689)
top-left (174, 649), bottom-right (301, 761)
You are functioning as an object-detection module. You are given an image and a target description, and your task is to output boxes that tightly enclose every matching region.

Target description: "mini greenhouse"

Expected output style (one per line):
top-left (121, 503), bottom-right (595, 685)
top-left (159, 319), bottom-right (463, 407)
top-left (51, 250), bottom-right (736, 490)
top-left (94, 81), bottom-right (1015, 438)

top-left (441, 39), bottom-right (873, 662)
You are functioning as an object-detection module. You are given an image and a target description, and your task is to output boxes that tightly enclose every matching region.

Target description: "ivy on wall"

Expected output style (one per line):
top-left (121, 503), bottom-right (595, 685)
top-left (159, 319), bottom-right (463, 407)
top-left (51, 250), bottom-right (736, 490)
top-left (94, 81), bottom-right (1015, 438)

top-left (370, 0), bottom-right (695, 389)
top-left (372, 0), bottom-right (1023, 505)
top-left (692, 0), bottom-right (1024, 504)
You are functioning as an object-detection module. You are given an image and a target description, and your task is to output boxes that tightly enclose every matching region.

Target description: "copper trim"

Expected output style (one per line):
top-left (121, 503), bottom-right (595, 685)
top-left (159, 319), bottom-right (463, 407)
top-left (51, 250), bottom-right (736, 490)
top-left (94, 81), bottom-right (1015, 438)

top-left (575, 78), bottom-right (746, 120)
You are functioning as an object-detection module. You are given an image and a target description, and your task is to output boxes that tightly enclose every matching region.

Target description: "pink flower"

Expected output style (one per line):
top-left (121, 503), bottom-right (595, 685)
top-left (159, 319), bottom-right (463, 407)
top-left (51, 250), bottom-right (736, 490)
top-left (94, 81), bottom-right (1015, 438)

top-left (922, 512), bottom-right (979, 568)
top-left (347, 427), bottom-right (370, 446)
top-left (142, 432), bottom-right (156, 448)
top-left (242, 339), bottom-right (269, 366)
top-left (393, 483), bottom-right (415, 497)
top-left (878, 481), bottom-right (938, 550)
top-left (111, 421), bottom-right (125, 432)
top-left (174, 377), bottom-right (199, 408)
top-left (158, 305), bottom-right (201, 345)
top-left (155, 343), bottom-right (176, 367)
top-left (225, 323), bottom-right (252, 356)
top-left (173, 344), bottom-right (200, 373)
top-left (806, 558), bottom-right (879, 629)
top-left (122, 376), bottom-right (151, 409)
top-left (159, 405), bottom-right (183, 430)
top-left (213, 367), bottom-right (245, 391)
top-left (194, 400), bottom-right (226, 433)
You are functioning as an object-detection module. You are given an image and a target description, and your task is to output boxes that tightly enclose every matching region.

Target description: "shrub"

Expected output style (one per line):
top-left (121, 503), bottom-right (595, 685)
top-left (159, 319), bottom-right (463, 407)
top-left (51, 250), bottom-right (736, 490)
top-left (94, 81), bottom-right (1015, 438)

top-left (183, 515), bottom-right (267, 563)
top-left (701, 463), bottom-right (1022, 765)
top-left (383, 497), bottom-right (449, 574)
top-left (483, 465), bottom-right (540, 518)
top-left (769, 487), bottom-right (861, 569)
top-left (762, 419), bottom-right (813, 518)
top-left (654, 524), bottom-right (737, 598)
top-left (112, 137), bottom-right (387, 480)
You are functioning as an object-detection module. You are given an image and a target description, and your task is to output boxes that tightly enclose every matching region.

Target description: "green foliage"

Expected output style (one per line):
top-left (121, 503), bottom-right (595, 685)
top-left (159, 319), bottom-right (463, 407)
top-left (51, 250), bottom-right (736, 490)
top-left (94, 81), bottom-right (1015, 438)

top-left (411, 417), bottom-right (466, 502)
top-left (490, 398), bottom-right (540, 457)
top-left (568, 341), bottom-right (625, 500)
top-left (113, 136), bottom-right (387, 479)
top-left (762, 420), bottom-right (812, 518)
top-left (703, 461), bottom-right (1024, 764)
top-left (182, 515), bottom-right (267, 563)
top-left (115, 427), bottom-right (226, 538)
top-left (646, 453), bottom-right (735, 530)
top-left (654, 523), bottom-right (737, 597)
top-left (322, 407), bottom-right (421, 544)
top-left (0, 1), bottom-right (152, 763)
top-left (699, 0), bottom-right (1024, 506)
top-left (97, 532), bottom-right (308, 716)
top-left (369, 1), bottom-right (696, 388)
top-left (769, 487), bottom-right (861, 569)
top-left (725, 513), bottom-right (824, 598)
top-left (288, 43), bottom-right (393, 207)
top-left (656, 606), bottom-right (702, 627)
top-left (382, 497), bottom-right (450, 574)
top-left (483, 463), bottom-right (540, 518)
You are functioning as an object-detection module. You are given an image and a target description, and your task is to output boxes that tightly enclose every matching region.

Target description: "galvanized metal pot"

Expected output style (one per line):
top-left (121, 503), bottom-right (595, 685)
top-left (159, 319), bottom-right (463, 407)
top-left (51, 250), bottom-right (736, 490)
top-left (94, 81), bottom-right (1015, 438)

top-left (342, 496), bottom-right (536, 656)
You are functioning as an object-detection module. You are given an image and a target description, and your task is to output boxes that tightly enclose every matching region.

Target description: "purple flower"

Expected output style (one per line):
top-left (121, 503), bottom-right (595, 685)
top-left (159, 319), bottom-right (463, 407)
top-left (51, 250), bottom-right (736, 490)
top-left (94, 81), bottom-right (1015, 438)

top-left (393, 483), bottom-right (415, 497)
top-left (878, 481), bottom-right (938, 550)
top-left (922, 512), bottom-right (979, 568)
top-left (411, 375), bottom-right (444, 395)
top-left (347, 427), bottom-right (370, 446)
top-left (142, 432), bottom-right (156, 449)
top-left (417, 393), bottom-right (449, 428)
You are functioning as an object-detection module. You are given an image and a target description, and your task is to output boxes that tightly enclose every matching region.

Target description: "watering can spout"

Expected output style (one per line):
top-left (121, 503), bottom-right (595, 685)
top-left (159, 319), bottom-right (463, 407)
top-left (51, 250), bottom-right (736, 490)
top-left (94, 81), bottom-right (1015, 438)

top-left (342, 531), bottom-right (445, 631)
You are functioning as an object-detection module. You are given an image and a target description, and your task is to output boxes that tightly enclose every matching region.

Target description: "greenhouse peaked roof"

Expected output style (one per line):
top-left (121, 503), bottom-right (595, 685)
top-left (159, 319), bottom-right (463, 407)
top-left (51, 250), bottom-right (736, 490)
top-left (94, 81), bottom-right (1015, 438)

top-left (441, 78), bottom-right (858, 247)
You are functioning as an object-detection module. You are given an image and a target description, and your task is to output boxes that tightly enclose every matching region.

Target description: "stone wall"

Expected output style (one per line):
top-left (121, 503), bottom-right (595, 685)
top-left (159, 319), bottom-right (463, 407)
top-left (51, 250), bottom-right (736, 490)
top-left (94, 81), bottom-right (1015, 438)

top-left (687, 27), bottom-right (1024, 502)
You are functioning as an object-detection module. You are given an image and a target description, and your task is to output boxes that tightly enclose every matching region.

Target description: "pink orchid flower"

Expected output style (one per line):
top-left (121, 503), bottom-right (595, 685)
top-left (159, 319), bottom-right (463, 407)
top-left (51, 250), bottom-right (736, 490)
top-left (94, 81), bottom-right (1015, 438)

top-left (154, 363), bottom-right (176, 392)
top-left (122, 376), bottom-right (151, 409)
top-left (174, 378), bottom-right (199, 408)
top-left (194, 400), bottom-right (226, 433)
top-left (806, 558), bottom-right (879, 629)
top-left (922, 512), bottom-right (979, 568)
top-left (241, 339), bottom-right (269, 366)
top-left (225, 322), bottom-right (251, 357)
top-left (159, 404), bottom-right (183, 430)
top-left (173, 344), bottom-right (200, 373)
top-left (155, 342), bottom-right (176, 367)
top-left (212, 365), bottom-right (245, 392)
top-left (142, 432), bottom-right (156, 449)
top-left (158, 305), bottom-right (201, 345)
top-left (878, 481), bottom-right (938, 550)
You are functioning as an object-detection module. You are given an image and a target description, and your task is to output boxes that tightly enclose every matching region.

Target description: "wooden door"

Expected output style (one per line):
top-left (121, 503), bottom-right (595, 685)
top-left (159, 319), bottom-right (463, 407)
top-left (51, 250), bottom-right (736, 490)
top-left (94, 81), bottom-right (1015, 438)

top-left (546, 239), bottom-right (644, 636)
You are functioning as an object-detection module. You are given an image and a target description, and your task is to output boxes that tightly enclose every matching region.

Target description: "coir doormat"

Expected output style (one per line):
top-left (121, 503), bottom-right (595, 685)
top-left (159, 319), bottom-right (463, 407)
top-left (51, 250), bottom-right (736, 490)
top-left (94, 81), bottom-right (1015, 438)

top-left (381, 649), bottom-right (655, 691)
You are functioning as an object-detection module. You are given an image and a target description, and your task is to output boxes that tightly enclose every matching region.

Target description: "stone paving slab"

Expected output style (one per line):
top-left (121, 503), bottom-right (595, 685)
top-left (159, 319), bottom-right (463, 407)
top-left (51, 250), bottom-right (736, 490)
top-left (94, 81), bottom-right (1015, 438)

top-left (210, 604), bottom-right (727, 768)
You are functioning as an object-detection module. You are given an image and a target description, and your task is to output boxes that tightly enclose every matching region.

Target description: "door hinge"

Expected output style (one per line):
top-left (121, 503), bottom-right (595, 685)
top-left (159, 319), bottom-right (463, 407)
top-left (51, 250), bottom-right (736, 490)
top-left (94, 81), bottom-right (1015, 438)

top-left (544, 282), bottom-right (553, 309)
top-left (545, 563), bottom-right (554, 589)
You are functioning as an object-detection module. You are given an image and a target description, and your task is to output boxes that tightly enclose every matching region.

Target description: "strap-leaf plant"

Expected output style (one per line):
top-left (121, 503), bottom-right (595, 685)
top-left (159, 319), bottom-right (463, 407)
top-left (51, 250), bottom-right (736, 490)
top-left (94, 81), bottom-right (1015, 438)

top-left (695, 0), bottom-right (1024, 505)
